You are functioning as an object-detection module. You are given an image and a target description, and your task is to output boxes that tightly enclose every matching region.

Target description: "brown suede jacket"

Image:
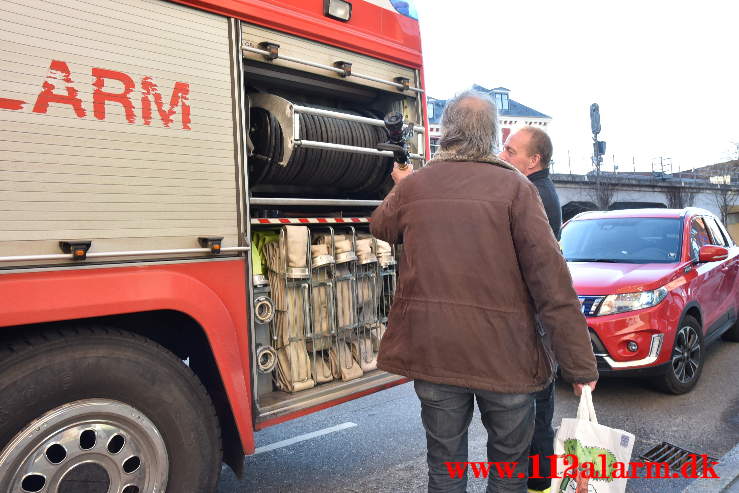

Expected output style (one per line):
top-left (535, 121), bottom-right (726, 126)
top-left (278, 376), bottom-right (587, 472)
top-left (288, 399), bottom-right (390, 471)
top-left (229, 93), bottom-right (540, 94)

top-left (370, 157), bottom-right (598, 393)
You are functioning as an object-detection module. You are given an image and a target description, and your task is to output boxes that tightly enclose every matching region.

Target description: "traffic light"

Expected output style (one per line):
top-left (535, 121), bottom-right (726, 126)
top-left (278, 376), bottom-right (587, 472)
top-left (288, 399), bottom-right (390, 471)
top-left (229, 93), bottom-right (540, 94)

top-left (597, 140), bottom-right (606, 155)
top-left (590, 103), bottom-right (601, 135)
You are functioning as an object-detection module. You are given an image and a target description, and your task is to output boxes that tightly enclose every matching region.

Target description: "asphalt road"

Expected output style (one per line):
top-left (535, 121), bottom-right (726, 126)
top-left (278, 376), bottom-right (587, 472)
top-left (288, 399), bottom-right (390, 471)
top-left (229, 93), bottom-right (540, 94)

top-left (219, 338), bottom-right (739, 493)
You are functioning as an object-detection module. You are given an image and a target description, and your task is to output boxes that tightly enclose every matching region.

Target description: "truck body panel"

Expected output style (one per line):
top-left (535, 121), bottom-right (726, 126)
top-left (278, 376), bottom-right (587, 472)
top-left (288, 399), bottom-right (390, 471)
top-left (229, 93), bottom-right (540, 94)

top-left (0, 0), bottom-right (239, 260)
top-left (0, 0), bottom-right (426, 483)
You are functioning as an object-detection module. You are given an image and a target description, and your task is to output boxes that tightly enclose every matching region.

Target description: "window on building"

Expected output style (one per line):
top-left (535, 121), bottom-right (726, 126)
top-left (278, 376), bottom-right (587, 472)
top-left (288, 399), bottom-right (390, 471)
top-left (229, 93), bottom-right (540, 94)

top-left (501, 127), bottom-right (511, 145)
top-left (430, 137), bottom-right (440, 156)
top-left (427, 102), bottom-right (434, 119)
top-left (493, 93), bottom-right (509, 111)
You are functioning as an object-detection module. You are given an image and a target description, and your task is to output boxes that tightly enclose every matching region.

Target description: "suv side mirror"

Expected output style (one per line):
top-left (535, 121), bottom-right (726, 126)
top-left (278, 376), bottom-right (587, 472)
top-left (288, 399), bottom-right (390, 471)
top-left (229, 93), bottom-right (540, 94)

top-left (698, 245), bottom-right (729, 263)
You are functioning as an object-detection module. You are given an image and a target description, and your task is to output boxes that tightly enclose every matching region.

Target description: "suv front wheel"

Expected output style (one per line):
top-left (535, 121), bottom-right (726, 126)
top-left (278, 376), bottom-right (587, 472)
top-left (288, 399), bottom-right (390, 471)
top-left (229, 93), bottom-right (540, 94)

top-left (655, 316), bottom-right (704, 394)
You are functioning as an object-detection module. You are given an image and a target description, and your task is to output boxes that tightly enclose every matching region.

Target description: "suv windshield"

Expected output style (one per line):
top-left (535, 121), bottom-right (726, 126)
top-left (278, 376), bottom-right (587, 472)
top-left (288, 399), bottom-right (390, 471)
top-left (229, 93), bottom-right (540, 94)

top-left (561, 217), bottom-right (682, 264)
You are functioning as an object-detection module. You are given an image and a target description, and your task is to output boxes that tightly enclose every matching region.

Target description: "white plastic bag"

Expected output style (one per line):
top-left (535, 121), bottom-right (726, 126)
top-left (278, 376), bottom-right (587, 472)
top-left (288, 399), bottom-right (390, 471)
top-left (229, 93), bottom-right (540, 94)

top-left (550, 387), bottom-right (635, 493)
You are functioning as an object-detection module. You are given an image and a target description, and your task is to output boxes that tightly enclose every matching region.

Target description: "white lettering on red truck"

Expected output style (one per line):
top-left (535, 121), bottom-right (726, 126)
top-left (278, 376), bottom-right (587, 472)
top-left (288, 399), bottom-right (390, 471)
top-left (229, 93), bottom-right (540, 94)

top-left (0, 59), bottom-right (191, 130)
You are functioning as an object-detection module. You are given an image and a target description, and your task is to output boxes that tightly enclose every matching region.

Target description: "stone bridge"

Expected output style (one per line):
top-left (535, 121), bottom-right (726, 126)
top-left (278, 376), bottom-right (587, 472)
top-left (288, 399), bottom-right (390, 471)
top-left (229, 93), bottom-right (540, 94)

top-left (553, 173), bottom-right (730, 220)
top-left (552, 172), bottom-right (739, 240)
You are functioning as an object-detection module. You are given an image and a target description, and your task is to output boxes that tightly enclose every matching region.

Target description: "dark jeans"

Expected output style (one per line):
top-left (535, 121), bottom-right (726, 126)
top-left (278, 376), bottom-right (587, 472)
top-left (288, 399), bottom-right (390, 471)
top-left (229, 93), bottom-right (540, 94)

top-left (413, 379), bottom-right (535, 493)
top-left (527, 381), bottom-right (555, 490)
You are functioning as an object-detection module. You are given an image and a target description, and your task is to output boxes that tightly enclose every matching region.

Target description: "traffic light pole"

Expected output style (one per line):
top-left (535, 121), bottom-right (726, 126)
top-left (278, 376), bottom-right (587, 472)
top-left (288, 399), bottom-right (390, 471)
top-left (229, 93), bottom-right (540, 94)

top-left (590, 103), bottom-right (605, 208)
top-left (593, 132), bottom-right (602, 206)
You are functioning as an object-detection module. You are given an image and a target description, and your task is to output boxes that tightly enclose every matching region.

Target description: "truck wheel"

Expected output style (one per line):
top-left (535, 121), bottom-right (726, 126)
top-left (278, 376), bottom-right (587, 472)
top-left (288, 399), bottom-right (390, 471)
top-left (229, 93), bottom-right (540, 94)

top-left (0, 328), bottom-right (222, 493)
top-left (655, 316), bottom-right (704, 394)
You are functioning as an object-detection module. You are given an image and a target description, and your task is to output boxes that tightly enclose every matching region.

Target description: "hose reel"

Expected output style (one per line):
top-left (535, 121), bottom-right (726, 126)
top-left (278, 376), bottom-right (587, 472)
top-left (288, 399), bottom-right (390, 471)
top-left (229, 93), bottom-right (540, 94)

top-left (248, 93), bottom-right (423, 195)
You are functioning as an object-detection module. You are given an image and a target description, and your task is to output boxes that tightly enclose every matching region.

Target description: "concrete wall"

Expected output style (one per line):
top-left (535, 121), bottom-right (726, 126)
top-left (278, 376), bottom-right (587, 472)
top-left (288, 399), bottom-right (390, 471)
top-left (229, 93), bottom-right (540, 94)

top-left (727, 206), bottom-right (739, 242)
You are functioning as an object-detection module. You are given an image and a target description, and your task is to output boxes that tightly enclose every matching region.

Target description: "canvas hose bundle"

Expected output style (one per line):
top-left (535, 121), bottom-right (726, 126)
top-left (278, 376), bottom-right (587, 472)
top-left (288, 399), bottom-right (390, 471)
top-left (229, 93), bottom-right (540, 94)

top-left (257, 227), bottom-right (391, 392)
top-left (316, 233), bottom-right (364, 380)
top-left (354, 237), bottom-right (379, 371)
top-left (375, 238), bottom-right (393, 266)
top-left (309, 243), bottom-right (334, 384)
top-left (371, 323), bottom-right (387, 353)
top-left (309, 243), bottom-right (333, 351)
top-left (315, 234), bottom-right (356, 332)
top-left (350, 336), bottom-right (376, 372)
top-left (262, 226), bottom-right (315, 393)
top-left (329, 341), bottom-right (363, 381)
top-left (311, 351), bottom-right (334, 384)
top-left (356, 238), bottom-right (378, 325)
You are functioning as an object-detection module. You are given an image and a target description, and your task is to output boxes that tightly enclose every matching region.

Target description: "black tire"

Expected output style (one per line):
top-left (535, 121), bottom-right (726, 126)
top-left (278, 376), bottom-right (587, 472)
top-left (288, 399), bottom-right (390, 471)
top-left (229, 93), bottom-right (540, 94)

top-left (655, 316), bottom-right (704, 394)
top-left (720, 318), bottom-right (739, 342)
top-left (0, 327), bottom-right (222, 492)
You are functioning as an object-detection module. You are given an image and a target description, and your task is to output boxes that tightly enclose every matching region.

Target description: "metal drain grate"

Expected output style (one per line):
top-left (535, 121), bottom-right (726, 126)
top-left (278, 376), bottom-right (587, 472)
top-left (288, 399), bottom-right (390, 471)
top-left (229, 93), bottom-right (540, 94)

top-left (640, 442), bottom-right (719, 476)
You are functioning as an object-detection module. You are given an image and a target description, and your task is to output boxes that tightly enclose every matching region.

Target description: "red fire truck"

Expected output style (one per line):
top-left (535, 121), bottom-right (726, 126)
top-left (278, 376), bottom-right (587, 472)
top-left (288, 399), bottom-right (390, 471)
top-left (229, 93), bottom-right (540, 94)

top-left (0, 0), bottom-right (427, 490)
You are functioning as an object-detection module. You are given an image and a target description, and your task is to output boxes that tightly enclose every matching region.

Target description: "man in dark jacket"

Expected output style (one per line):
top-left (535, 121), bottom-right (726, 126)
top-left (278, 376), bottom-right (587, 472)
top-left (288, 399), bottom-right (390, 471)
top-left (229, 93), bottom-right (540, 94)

top-left (372, 91), bottom-right (597, 493)
top-left (499, 127), bottom-right (561, 239)
top-left (499, 127), bottom-right (561, 493)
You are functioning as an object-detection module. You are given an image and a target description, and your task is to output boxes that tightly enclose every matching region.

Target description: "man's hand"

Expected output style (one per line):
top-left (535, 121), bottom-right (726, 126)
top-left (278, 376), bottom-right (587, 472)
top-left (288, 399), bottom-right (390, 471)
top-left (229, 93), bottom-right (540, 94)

top-left (391, 161), bottom-right (413, 183)
top-left (572, 381), bottom-right (597, 396)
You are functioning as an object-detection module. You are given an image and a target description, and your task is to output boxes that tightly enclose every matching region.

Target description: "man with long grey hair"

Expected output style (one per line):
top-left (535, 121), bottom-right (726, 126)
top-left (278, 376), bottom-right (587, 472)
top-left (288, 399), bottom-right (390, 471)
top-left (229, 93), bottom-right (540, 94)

top-left (372, 90), bottom-right (597, 493)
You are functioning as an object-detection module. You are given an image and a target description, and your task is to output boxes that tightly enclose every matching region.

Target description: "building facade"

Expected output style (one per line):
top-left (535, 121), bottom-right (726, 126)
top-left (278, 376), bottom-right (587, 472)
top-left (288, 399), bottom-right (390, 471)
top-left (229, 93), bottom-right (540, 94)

top-left (427, 85), bottom-right (551, 154)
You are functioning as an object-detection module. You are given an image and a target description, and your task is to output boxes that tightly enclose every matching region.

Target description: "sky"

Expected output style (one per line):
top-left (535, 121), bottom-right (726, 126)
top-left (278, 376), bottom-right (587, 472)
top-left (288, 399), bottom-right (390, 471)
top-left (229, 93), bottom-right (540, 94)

top-left (415, 0), bottom-right (739, 175)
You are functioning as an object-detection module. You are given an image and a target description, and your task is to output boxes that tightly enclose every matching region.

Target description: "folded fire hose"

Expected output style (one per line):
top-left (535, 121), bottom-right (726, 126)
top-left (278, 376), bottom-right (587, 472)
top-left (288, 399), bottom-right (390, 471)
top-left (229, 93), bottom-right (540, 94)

top-left (329, 341), bottom-right (363, 381)
top-left (263, 226), bottom-right (315, 393)
top-left (316, 234), bottom-right (364, 380)
top-left (257, 227), bottom-right (392, 392)
top-left (309, 243), bottom-right (333, 352)
top-left (308, 242), bottom-right (334, 384)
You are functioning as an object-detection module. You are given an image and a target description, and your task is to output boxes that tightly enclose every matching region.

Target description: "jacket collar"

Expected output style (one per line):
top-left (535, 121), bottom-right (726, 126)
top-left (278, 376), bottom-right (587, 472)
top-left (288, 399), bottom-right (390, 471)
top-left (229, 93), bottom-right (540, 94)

top-left (526, 168), bottom-right (550, 182)
top-left (428, 149), bottom-right (517, 172)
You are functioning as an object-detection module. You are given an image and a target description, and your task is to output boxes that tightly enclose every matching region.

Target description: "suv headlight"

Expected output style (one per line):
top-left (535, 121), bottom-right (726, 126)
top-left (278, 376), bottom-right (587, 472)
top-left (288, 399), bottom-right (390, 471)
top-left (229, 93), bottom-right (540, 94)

top-left (597, 287), bottom-right (668, 316)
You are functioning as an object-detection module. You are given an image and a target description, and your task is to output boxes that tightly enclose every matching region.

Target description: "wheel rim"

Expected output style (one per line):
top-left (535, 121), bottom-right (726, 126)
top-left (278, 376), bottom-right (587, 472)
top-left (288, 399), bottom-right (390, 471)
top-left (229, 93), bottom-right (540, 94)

top-left (0, 399), bottom-right (168, 493)
top-left (671, 325), bottom-right (701, 384)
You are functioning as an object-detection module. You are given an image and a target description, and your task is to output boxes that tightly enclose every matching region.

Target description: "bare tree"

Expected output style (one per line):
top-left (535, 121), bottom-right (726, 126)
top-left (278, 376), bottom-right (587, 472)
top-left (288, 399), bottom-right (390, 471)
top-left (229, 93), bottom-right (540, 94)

top-left (586, 174), bottom-right (617, 210)
top-left (664, 183), bottom-right (697, 209)
top-left (708, 162), bottom-right (739, 223)
top-left (711, 184), bottom-right (739, 224)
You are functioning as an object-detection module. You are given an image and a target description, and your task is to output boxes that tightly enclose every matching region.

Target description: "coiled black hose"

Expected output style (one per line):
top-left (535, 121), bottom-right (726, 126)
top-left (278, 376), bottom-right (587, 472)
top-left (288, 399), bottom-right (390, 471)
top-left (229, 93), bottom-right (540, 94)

top-left (249, 106), bottom-right (393, 194)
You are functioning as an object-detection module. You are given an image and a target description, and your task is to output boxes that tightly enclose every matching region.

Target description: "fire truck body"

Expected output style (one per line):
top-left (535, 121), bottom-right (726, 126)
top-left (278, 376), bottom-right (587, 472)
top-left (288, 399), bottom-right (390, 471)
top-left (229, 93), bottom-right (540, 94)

top-left (0, 0), bottom-right (426, 490)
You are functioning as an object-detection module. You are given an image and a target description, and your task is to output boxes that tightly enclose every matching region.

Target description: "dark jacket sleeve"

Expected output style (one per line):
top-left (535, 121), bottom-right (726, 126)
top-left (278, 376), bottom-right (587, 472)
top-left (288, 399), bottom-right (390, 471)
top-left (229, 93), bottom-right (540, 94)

top-left (370, 182), bottom-right (404, 244)
top-left (510, 182), bottom-right (598, 384)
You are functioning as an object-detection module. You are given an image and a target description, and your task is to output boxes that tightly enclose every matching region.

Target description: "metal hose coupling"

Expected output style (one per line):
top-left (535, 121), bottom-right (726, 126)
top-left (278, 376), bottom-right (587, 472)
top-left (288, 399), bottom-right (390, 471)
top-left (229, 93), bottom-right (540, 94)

top-left (256, 344), bottom-right (278, 374)
top-left (254, 295), bottom-right (275, 324)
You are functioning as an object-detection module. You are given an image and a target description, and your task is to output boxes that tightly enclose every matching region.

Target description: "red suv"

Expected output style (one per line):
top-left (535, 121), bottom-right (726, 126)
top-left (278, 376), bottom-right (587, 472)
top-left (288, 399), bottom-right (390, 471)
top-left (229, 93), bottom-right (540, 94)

top-left (560, 208), bottom-right (739, 393)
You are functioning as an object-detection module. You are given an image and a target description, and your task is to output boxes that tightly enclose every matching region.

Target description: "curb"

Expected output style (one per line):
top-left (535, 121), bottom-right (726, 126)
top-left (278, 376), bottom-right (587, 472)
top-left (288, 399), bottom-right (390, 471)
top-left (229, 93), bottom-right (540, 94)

top-left (682, 442), bottom-right (739, 492)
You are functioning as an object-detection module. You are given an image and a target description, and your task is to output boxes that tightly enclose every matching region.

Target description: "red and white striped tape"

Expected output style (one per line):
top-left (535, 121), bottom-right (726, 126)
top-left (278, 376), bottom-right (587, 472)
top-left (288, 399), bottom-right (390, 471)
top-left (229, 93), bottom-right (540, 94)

top-left (251, 217), bottom-right (370, 225)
